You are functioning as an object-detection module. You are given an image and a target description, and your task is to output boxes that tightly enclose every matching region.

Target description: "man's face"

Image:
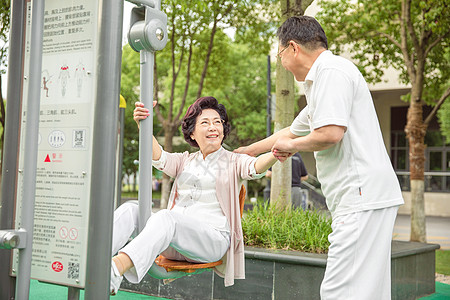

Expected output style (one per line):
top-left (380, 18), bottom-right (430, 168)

top-left (277, 43), bottom-right (291, 64)
top-left (277, 44), bottom-right (290, 60)
top-left (278, 40), bottom-right (309, 82)
top-left (277, 41), bottom-right (296, 75)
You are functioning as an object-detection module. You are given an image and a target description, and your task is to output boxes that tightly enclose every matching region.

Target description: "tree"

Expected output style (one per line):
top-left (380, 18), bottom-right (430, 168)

top-left (120, 45), bottom-right (140, 191)
top-left (120, 1), bottom-right (279, 202)
top-left (153, 0), bottom-right (278, 207)
top-left (201, 43), bottom-right (272, 148)
top-left (436, 48), bottom-right (450, 143)
top-left (0, 0), bottom-right (11, 174)
top-left (270, 0), bottom-right (314, 209)
top-left (317, 0), bottom-right (450, 242)
top-left (438, 100), bottom-right (450, 143)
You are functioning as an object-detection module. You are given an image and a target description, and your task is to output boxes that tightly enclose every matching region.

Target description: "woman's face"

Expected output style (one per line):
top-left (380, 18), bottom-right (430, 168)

top-left (190, 108), bottom-right (224, 157)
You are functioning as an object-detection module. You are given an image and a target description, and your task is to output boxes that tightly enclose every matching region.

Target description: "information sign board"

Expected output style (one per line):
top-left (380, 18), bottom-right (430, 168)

top-left (13, 0), bottom-right (100, 288)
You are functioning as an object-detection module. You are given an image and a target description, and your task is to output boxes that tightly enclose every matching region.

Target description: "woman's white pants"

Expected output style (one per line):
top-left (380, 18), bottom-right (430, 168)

top-left (112, 201), bottom-right (230, 283)
top-left (320, 206), bottom-right (399, 300)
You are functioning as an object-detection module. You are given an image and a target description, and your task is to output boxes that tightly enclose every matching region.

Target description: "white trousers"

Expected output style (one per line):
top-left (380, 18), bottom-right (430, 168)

top-left (112, 201), bottom-right (230, 283)
top-left (320, 206), bottom-right (399, 300)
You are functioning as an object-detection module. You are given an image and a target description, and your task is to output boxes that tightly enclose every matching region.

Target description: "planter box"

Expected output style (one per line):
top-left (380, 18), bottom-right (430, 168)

top-left (391, 241), bottom-right (440, 300)
top-left (121, 240), bottom-right (439, 300)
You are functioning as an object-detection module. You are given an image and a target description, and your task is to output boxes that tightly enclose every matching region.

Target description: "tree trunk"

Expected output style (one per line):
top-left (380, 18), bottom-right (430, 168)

top-left (196, 20), bottom-right (218, 99)
top-left (410, 180), bottom-right (426, 242)
top-left (0, 73), bottom-right (4, 177)
top-left (405, 94), bottom-right (427, 243)
top-left (160, 124), bottom-right (175, 208)
top-left (160, 174), bottom-right (171, 209)
top-left (271, 0), bottom-right (313, 209)
top-left (271, 54), bottom-right (295, 209)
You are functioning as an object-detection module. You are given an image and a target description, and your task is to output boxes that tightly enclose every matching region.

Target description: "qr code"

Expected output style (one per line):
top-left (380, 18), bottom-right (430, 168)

top-left (72, 130), bottom-right (86, 148)
top-left (68, 262), bottom-right (80, 279)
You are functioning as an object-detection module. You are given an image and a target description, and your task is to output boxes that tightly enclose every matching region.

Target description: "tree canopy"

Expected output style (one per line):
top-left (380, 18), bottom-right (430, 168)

top-left (0, 0), bottom-right (9, 75)
top-left (120, 1), bottom-right (280, 194)
top-left (153, 0), bottom-right (278, 135)
top-left (317, 0), bottom-right (449, 123)
top-left (0, 0), bottom-right (11, 174)
top-left (120, 45), bottom-right (140, 184)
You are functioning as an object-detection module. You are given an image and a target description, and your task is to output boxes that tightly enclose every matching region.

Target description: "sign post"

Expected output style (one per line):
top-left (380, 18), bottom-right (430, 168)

top-left (84, 0), bottom-right (123, 297)
top-left (0, 0), bottom-right (26, 299)
top-left (2, 0), bottom-right (167, 298)
top-left (14, 0), bottom-right (45, 299)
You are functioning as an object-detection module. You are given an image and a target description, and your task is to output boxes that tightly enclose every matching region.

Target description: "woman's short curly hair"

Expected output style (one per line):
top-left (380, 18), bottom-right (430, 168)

top-left (182, 96), bottom-right (231, 148)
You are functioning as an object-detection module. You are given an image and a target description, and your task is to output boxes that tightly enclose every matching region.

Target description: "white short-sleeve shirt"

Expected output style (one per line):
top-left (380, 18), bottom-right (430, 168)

top-left (291, 50), bottom-right (404, 218)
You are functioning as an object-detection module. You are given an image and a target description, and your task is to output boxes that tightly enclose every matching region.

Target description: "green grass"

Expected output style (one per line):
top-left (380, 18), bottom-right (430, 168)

top-left (436, 250), bottom-right (450, 275)
top-left (242, 203), bottom-right (332, 253)
top-left (121, 188), bottom-right (161, 200)
top-left (121, 191), bottom-right (138, 198)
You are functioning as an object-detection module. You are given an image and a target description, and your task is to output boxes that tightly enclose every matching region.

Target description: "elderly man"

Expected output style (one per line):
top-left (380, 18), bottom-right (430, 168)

top-left (236, 16), bottom-right (403, 300)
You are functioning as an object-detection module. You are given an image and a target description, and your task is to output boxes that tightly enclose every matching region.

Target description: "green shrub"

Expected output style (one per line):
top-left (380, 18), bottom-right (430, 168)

top-left (242, 203), bottom-right (332, 254)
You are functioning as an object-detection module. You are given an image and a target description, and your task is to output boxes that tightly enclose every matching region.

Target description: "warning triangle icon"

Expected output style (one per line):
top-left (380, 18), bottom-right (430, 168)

top-left (45, 154), bottom-right (51, 162)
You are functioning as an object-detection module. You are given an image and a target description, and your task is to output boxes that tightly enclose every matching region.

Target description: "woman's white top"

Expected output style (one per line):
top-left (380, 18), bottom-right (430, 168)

top-left (153, 147), bottom-right (262, 233)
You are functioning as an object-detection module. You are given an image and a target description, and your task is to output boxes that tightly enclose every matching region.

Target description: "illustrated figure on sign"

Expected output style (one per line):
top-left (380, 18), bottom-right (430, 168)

top-left (58, 61), bottom-right (70, 97)
top-left (41, 69), bottom-right (53, 97)
top-left (74, 59), bottom-right (87, 97)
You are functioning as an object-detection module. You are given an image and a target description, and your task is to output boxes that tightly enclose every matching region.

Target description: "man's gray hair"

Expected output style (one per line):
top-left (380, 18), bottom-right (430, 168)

top-left (277, 16), bottom-right (328, 50)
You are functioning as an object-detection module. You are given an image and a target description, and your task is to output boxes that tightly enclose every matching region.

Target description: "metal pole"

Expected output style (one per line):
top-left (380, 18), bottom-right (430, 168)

top-left (127, 0), bottom-right (156, 7)
top-left (0, 0), bottom-right (25, 298)
top-left (138, 48), bottom-right (154, 232)
top-left (15, 0), bottom-right (45, 299)
top-left (67, 287), bottom-right (81, 300)
top-left (137, 0), bottom-right (162, 231)
top-left (84, 0), bottom-right (123, 298)
top-left (127, 0), bottom-right (166, 231)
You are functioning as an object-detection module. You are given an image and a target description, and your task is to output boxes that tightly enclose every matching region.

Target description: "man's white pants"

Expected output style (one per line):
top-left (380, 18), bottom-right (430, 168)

top-left (320, 206), bottom-right (399, 300)
top-left (112, 201), bottom-right (230, 283)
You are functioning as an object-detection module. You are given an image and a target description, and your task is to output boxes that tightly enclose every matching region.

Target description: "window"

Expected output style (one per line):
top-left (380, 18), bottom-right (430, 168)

top-left (391, 131), bottom-right (410, 190)
top-left (391, 130), bottom-right (449, 192)
top-left (390, 106), bottom-right (449, 193)
top-left (391, 131), bottom-right (408, 170)
top-left (425, 136), bottom-right (449, 192)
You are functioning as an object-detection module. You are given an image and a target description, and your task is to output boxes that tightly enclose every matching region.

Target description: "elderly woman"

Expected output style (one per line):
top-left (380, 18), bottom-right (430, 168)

top-left (110, 96), bottom-right (277, 295)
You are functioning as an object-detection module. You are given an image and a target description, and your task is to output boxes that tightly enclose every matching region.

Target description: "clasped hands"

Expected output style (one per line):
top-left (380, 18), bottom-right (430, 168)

top-left (271, 136), bottom-right (295, 162)
top-left (235, 136), bottom-right (296, 162)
